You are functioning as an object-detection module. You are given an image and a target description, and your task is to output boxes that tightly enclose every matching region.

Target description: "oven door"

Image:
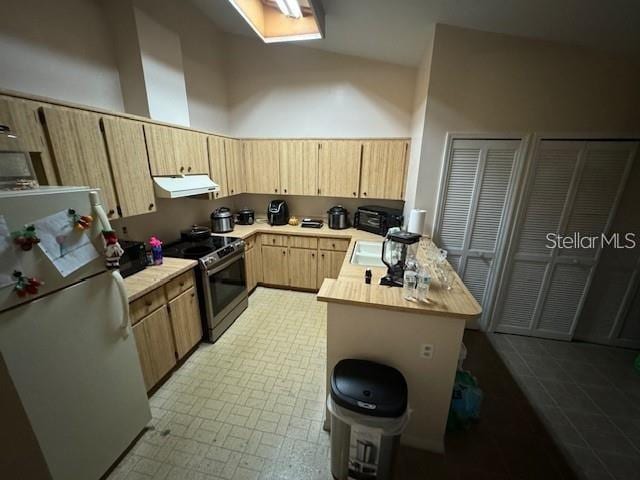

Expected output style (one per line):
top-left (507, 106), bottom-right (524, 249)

top-left (358, 211), bottom-right (383, 234)
top-left (202, 252), bottom-right (248, 330)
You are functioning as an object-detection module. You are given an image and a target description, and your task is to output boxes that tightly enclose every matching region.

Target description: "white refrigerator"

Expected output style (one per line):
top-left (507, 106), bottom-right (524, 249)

top-left (0, 187), bottom-right (151, 480)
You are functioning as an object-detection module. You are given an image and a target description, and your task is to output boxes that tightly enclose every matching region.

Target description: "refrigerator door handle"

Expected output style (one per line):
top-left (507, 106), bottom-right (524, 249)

top-left (112, 270), bottom-right (130, 338)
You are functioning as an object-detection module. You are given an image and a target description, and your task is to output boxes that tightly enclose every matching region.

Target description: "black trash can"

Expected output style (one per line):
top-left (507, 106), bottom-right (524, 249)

top-left (328, 359), bottom-right (409, 480)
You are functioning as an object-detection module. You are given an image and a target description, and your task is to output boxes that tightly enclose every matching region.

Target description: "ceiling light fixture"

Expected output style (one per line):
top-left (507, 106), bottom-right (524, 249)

top-left (275, 0), bottom-right (302, 19)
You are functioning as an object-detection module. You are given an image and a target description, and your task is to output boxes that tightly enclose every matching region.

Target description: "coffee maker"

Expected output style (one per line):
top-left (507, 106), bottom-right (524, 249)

top-left (380, 230), bottom-right (421, 287)
top-left (267, 199), bottom-right (289, 226)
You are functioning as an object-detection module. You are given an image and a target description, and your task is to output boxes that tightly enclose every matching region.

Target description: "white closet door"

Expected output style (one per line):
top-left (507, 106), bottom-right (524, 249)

top-left (493, 140), bottom-right (637, 340)
top-left (435, 138), bottom-right (520, 327)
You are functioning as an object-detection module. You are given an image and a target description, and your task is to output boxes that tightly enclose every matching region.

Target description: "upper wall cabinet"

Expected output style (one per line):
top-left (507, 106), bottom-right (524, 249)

top-left (318, 140), bottom-right (362, 198)
top-left (0, 97), bottom-right (57, 184)
top-left (144, 124), bottom-right (208, 176)
top-left (360, 140), bottom-right (408, 200)
top-left (208, 135), bottom-right (229, 199)
top-left (244, 140), bottom-right (280, 194)
top-left (225, 138), bottom-right (245, 195)
top-left (101, 117), bottom-right (156, 217)
top-left (279, 140), bottom-right (318, 196)
top-left (41, 107), bottom-right (119, 218)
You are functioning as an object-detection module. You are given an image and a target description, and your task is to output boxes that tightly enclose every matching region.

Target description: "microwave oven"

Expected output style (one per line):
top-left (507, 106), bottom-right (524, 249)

top-left (353, 205), bottom-right (403, 236)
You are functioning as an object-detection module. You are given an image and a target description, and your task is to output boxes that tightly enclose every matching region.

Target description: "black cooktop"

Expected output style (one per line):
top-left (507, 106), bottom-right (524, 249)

top-left (164, 236), bottom-right (241, 260)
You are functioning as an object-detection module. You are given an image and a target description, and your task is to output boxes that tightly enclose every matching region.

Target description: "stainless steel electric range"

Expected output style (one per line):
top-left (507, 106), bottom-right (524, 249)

top-left (164, 235), bottom-right (247, 343)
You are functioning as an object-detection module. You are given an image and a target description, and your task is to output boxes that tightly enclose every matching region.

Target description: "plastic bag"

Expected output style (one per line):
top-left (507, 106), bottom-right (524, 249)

top-left (447, 370), bottom-right (483, 432)
top-left (327, 396), bottom-right (411, 436)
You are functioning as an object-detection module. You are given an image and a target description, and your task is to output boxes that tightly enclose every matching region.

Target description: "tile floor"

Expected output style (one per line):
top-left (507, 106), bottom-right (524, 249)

top-left (489, 333), bottom-right (640, 480)
top-left (108, 287), bottom-right (638, 480)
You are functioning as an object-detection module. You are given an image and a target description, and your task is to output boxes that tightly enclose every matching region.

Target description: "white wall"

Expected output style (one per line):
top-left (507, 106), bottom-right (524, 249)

top-left (411, 24), bottom-right (640, 234)
top-left (0, 0), bottom-right (124, 111)
top-left (226, 34), bottom-right (416, 138)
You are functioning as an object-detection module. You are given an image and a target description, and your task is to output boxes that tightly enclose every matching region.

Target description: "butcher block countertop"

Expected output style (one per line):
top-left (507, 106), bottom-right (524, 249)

top-left (214, 221), bottom-right (482, 320)
top-left (123, 257), bottom-right (198, 302)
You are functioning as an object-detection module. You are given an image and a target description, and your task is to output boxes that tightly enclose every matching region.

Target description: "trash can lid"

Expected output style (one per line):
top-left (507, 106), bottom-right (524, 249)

top-left (330, 359), bottom-right (408, 418)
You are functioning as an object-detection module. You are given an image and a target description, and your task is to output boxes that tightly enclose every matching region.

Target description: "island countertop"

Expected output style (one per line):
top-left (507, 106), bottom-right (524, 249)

top-left (213, 221), bottom-right (482, 320)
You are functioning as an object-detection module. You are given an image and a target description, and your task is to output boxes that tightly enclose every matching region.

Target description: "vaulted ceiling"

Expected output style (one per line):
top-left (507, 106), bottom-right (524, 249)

top-left (191, 0), bottom-right (640, 66)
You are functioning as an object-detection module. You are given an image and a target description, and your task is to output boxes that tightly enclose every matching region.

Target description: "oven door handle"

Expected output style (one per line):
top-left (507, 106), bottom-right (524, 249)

top-left (205, 251), bottom-right (245, 276)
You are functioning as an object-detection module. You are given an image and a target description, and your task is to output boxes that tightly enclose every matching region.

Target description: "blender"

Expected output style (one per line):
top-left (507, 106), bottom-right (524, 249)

top-left (380, 230), bottom-right (421, 287)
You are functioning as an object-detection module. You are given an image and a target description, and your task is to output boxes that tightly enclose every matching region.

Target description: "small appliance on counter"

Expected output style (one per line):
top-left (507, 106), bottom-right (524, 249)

top-left (181, 224), bottom-right (211, 241)
top-left (380, 230), bottom-right (421, 287)
top-left (327, 205), bottom-right (350, 230)
top-left (236, 207), bottom-right (255, 225)
top-left (267, 199), bottom-right (289, 225)
top-left (211, 207), bottom-right (234, 233)
top-left (354, 205), bottom-right (403, 236)
top-left (118, 240), bottom-right (148, 278)
top-left (300, 218), bottom-right (324, 228)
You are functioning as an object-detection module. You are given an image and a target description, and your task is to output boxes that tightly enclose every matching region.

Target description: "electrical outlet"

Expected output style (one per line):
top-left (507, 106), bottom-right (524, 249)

top-left (419, 344), bottom-right (434, 359)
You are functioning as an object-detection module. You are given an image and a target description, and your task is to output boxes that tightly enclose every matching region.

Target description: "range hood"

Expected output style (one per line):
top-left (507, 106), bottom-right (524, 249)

top-left (153, 175), bottom-right (219, 198)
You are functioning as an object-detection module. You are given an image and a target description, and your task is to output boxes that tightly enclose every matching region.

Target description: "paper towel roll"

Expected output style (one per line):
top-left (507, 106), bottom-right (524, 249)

top-left (407, 209), bottom-right (427, 235)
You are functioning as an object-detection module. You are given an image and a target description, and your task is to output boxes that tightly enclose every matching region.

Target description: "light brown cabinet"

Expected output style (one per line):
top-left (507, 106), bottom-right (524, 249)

top-left (144, 124), bottom-right (208, 176)
top-left (279, 140), bottom-right (318, 196)
top-left (132, 305), bottom-right (176, 391)
top-left (208, 135), bottom-right (229, 198)
top-left (102, 117), bottom-right (156, 217)
top-left (168, 287), bottom-right (202, 359)
top-left (244, 140), bottom-right (280, 194)
top-left (225, 138), bottom-right (246, 195)
top-left (41, 107), bottom-right (119, 218)
top-left (317, 249), bottom-right (347, 289)
top-left (318, 140), bottom-right (362, 198)
top-left (0, 97), bottom-right (57, 184)
top-left (289, 248), bottom-right (318, 289)
top-left (261, 245), bottom-right (289, 285)
top-left (360, 140), bottom-right (408, 200)
top-left (244, 237), bottom-right (262, 292)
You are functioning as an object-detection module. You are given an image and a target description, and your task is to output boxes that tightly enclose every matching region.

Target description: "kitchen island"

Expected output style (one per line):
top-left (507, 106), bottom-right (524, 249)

top-left (317, 233), bottom-right (481, 453)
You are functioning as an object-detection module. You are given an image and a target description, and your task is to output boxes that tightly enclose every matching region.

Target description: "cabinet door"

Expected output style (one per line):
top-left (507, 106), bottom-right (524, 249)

top-left (288, 248), bottom-right (318, 290)
top-left (144, 124), bottom-right (177, 176)
top-left (245, 246), bottom-right (256, 292)
top-left (360, 140), bottom-right (408, 200)
top-left (41, 107), bottom-right (119, 218)
top-left (0, 97), bottom-right (57, 184)
top-left (318, 140), bottom-right (361, 198)
top-left (132, 321), bottom-right (154, 392)
top-left (208, 135), bottom-right (229, 198)
top-left (244, 140), bottom-right (280, 194)
top-left (168, 287), bottom-right (203, 359)
top-left (261, 245), bottom-right (288, 286)
top-left (178, 130), bottom-right (209, 175)
top-left (102, 117), bottom-right (156, 218)
top-left (317, 250), bottom-right (346, 288)
top-left (144, 305), bottom-right (177, 382)
top-left (225, 138), bottom-right (245, 195)
top-left (279, 140), bottom-right (318, 196)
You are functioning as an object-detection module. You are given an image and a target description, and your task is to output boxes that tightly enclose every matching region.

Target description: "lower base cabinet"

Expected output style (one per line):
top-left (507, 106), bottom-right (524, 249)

top-left (261, 244), bottom-right (289, 285)
top-left (132, 306), bottom-right (176, 391)
top-left (317, 250), bottom-right (346, 289)
top-left (244, 236), bottom-right (262, 291)
top-left (169, 287), bottom-right (203, 360)
top-left (289, 248), bottom-right (318, 289)
top-left (130, 270), bottom-right (202, 392)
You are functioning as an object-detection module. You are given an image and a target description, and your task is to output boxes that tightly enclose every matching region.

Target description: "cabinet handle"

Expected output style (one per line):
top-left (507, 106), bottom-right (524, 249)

top-left (318, 188), bottom-right (321, 194)
top-left (332, 243), bottom-right (335, 248)
top-left (363, 192), bottom-right (367, 196)
top-left (231, 189), bottom-right (234, 194)
top-left (321, 253), bottom-right (325, 258)
top-left (107, 209), bottom-right (115, 216)
top-left (272, 239), bottom-right (276, 244)
top-left (145, 300), bottom-right (151, 306)
top-left (311, 253), bottom-right (315, 258)
top-left (148, 203), bottom-right (154, 210)
top-left (180, 166), bottom-right (185, 172)
top-left (179, 282), bottom-right (184, 287)
top-left (188, 166), bottom-right (192, 172)
top-left (191, 292), bottom-right (195, 297)
top-left (275, 188), bottom-right (278, 193)
top-left (284, 189), bottom-right (287, 193)
top-left (282, 250), bottom-right (286, 255)
top-left (352, 192), bottom-right (356, 196)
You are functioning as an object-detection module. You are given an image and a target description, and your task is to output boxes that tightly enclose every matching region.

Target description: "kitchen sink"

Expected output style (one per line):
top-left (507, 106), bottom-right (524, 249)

top-left (350, 241), bottom-right (385, 267)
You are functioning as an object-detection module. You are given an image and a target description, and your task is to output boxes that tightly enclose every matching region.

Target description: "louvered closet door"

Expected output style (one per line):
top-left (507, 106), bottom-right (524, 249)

top-left (435, 139), bottom-right (520, 328)
top-left (494, 140), bottom-right (637, 340)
